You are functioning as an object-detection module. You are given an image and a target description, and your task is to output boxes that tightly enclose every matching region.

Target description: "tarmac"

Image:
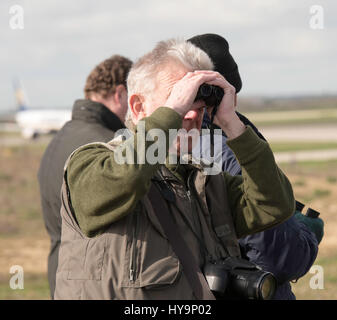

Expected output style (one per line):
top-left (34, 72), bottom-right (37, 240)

top-left (1, 123), bottom-right (337, 163)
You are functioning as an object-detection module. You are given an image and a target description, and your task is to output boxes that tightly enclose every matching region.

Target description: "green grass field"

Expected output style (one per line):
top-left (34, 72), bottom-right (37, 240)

top-left (244, 108), bottom-right (337, 127)
top-left (0, 273), bottom-right (50, 300)
top-left (270, 142), bottom-right (337, 153)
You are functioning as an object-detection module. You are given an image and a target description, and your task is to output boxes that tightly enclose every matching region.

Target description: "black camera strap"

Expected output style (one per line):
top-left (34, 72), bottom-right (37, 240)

top-left (146, 183), bottom-right (215, 300)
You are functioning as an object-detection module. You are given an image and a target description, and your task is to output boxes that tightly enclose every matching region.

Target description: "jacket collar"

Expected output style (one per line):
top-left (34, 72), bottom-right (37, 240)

top-left (72, 99), bottom-right (125, 131)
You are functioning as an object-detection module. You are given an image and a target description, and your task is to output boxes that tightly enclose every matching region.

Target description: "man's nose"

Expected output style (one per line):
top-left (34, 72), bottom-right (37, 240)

top-left (184, 109), bottom-right (202, 120)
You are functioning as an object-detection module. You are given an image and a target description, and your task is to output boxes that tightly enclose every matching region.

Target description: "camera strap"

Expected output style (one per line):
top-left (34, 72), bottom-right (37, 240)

top-left (146, 183), bottom-right (215, 300)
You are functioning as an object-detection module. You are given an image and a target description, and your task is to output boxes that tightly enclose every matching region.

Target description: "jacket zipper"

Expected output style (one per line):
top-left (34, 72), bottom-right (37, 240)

top-left (186, 171), bottom-right (213, 263)
top-left (129, 210), bottom-right (140, 282)
top-left (186, 171), bottom-right (196, 211)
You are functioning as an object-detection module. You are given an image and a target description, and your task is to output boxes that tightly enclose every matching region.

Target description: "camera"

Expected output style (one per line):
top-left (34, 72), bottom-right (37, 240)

top-left (194, 84), bottom-right (224, 121)
top-left (203, 257), bottom-right (277, 300)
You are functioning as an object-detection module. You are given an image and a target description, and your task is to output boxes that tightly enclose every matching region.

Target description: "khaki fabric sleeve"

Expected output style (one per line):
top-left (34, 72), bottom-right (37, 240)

top-left (66, 107), bottom-right (182, 237)
top-left (224, 126), bottom-right (295, 238)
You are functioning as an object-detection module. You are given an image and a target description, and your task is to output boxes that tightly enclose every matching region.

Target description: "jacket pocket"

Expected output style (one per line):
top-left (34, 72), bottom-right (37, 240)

top-left (67, 237), bottom-right (106, 280)
top-left (122, 209), bottom-right (182, 289)
top-left (138, 255), bottom-right (181, 289)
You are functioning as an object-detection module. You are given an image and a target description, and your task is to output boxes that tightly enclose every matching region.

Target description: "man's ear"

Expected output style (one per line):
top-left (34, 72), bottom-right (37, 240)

top-left (129, 93), bottom-right (145, 122)
top-left (234, 93), bottom-right (237, 107)
top-left (114, 84), bottom-right (127, 103)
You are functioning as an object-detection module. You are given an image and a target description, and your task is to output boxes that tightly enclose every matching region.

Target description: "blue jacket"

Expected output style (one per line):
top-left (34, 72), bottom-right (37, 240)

top-left (201, 114), bottom-right (318, 299)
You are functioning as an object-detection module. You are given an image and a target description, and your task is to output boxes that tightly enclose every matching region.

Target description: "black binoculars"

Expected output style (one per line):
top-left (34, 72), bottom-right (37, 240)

top-left (296, 200), bottom-right (320, 218)
top-left (194, 84), bottom-right (224, 122)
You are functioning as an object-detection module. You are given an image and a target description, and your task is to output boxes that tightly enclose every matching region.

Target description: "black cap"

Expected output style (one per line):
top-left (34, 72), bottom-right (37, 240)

top-left (187, 33), bottom-right (242, 93)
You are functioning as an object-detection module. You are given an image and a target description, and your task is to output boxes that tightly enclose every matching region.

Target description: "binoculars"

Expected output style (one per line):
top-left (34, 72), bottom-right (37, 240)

top-left (296, 200), bottom-right (320, 218)
top-left (195, 84), bottom-right (224, 122)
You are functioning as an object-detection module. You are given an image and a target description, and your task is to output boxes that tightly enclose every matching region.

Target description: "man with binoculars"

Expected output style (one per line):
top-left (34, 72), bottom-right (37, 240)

top-left (54, 38), bottom-right (295, 300)
top-left (189, 33), bottom-right (323, 300)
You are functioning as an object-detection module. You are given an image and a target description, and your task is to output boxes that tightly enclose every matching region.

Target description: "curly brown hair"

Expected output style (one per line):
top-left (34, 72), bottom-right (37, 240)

top-left (84, 55), bottom-right (132, 99)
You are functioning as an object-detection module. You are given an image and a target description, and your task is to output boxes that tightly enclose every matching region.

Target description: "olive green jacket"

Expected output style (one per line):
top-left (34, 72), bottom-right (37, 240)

top-left (54, 107), bottom-right (294, 300)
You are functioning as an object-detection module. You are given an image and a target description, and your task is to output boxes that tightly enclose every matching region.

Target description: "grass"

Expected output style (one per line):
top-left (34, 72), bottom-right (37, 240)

top-left (249, 117), bottom-right (337, 127)
top-left (327, 176), bottom-right (337, 184)
top-left (270, 142), bottom-right (337, 153)
top-left (0, 131), bottom-right (21, 138)
top-left (244, 108), bottom-right (337, 127)
top-left (313, 188), bottom-right (331, 198)
top-left (293, 179), bottom-right (306, 187)
top-left (292, 254), bottom-right (337, 300)
top-left (279, 159), bottom-right (337, 174)
top-left (0, 273), bottom-right (50, 300)
top-left (0, 143), bottom-right (48, 241)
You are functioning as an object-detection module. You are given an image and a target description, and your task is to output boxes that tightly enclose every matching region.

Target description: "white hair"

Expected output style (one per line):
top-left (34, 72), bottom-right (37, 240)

top-left (125, 38), bottom-right (214, 123)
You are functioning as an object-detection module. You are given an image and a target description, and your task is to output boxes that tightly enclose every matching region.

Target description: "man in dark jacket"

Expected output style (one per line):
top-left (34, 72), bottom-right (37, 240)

top-left (38, 55), bottom-right (132, 298)
top-left (189, 33), bottom-right (324, 299)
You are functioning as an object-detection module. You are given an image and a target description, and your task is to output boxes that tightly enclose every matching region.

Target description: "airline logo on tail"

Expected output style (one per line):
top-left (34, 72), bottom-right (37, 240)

top-left (13, 79), bottom-right (71, 139)
top-left (13, 79), bottom-right (28, 111)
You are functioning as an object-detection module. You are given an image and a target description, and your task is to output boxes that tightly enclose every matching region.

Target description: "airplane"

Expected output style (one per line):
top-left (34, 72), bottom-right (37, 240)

top-left (13, 80), bottom-right (71, 139)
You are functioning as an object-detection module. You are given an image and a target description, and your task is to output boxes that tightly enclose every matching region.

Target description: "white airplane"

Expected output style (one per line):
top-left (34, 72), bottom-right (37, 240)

top-left (13, 80), bottom-right (71, 139)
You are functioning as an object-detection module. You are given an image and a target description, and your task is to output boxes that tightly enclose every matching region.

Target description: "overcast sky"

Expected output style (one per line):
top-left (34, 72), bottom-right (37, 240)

top-left (1, 0), bottom-right (336, 110)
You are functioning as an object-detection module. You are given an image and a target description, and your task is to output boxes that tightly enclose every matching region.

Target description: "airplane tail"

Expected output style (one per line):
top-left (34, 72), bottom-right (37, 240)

top-left (13, 79), bottom-right (28, 111)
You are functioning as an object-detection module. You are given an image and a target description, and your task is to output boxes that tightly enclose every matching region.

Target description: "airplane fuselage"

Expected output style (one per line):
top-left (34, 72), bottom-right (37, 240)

top-left (15, 109), bottom-right (71, 139)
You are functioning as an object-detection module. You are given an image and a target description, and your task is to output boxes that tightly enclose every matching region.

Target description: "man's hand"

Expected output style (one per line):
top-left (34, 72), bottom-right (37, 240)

top-left (165, 70), bottom-right (245, 139)
top-left (205, 72), bottom-right (246, 139)
top-left (165, 70), bottom-right (218, 118)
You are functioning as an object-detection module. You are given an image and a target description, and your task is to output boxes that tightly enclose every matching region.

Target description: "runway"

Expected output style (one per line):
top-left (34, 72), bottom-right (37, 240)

top-left (1, 123), bottom-right (337, 163)
top-left (259, 124), bottom-right (337, 142)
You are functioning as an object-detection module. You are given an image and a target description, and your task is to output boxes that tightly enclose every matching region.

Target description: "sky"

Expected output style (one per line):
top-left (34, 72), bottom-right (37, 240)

top-left (0, 0), bottom-right (336, 110)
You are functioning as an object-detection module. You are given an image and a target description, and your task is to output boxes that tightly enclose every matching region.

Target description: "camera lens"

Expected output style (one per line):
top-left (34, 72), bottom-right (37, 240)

top-left (230, 269), bottom-right (277, 300)
top-left (259, 273), bottom-right (277, 300)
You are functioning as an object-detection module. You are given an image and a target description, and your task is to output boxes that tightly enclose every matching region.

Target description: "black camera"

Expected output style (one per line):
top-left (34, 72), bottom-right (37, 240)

top-left (203, 257), bottom-right (277, 300)
top-left (194, 84), bottom-right (224, 121)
